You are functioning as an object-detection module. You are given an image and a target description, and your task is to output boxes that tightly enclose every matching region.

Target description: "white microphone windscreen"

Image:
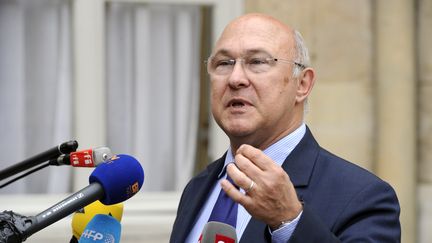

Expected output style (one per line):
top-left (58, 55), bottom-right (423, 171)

top-left (201, 221), bottom-right (237, 243)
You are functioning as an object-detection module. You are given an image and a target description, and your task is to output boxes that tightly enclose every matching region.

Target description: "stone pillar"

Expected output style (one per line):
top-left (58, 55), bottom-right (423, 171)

top-left (374, 1), bottom-right (416, 242)
top-left (246, 0), bottom-right (375, 171)
top-left (72, 0), bottom-right (106, 190)
top-left (418, 0), bottom-right (432, 242)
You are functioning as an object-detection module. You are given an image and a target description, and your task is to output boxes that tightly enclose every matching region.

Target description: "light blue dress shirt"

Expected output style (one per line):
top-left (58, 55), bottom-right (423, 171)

top-left (185, 124), bottom-right (306, 243)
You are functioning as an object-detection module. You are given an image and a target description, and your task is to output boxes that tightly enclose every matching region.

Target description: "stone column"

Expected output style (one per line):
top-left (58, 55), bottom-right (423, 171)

top-left (72, 0), bottom-right (106, 190)
top-left (418, 0), bottom-right (432, 242)
top-left (374, 1), bottom-right (416, 242)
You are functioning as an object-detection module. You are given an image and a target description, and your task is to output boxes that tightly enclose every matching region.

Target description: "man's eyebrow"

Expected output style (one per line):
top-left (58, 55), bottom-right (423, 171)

top-left (211, 49), bottom-right (231, 57)
top-left (245, 49), bottom-right (272, 56)
top-left (211, 48), bottom-right (272, 57)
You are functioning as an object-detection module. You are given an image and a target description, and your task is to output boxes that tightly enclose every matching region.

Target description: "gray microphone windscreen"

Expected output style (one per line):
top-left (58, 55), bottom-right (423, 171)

top-left (93, 147), bottom-right (113, 163)
top-left (201, 221), bottom-right (238, 243)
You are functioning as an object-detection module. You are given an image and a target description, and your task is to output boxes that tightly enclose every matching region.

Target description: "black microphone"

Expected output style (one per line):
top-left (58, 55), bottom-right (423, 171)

top-left (0, 146), bottom-right (112, 189)
top-left (200, 221), bottom-right (238, 243)
top-left (0, 154), bottom-right (144, 243)
top-left (0, 140), bottom-right (78, 181)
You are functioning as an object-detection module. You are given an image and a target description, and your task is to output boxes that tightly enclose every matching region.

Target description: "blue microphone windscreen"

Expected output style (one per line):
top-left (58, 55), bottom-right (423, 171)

top-left (79, 214), bottom-right (121, 243)
top-left (89, 154), bottom-right (144, 205)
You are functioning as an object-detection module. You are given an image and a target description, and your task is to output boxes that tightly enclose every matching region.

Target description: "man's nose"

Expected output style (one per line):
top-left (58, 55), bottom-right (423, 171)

top-left (227, 60), bottom-right (250, 89)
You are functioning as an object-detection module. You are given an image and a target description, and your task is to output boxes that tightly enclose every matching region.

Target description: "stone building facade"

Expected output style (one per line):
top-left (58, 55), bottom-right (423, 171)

top-left (245, 0), bottom-right (432, 242)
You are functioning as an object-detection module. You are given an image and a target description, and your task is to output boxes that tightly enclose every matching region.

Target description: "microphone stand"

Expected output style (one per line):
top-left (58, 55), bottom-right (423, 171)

top-left (0, 140), bottom-right (78, 181)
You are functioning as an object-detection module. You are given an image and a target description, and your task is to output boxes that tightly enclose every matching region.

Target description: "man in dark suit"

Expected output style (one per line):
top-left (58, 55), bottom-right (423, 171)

top-left (170, 13), bottom-right (400, 242)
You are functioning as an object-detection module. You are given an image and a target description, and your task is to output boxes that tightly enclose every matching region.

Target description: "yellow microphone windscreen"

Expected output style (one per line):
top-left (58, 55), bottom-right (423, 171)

top-left (71, 200), bottom-right (123, 239)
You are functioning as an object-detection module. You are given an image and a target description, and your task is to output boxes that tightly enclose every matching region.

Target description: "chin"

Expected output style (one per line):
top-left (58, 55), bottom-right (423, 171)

top-left (223, 123), bottom-right (255, 138)
top-left (216, 115), bottom-right (259, 136)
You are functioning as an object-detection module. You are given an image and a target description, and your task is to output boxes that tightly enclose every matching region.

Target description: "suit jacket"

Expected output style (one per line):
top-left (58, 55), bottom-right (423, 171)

top-left (170, 127), bottom-right (401, 242)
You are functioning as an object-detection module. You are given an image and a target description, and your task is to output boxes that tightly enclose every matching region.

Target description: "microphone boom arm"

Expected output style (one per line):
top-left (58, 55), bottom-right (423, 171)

top-left (22, 183), bottom-right (104, 240)
top-left (0, 140), bottom-right (78, 181)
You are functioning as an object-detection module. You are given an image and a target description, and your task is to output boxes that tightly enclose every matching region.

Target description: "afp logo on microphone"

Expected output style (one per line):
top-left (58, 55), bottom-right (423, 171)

top-left (81, 229), bottom-right (116, 243)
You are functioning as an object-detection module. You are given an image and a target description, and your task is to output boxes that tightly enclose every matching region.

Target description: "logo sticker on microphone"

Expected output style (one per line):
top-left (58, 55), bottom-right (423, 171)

top-left (71, 149), bottom-right (93, 167)
top-left (215, 234), bottom-right (236, 243)
top-left (81, 229), bottom-right (116, 243)
top-left (108, 154), bottom-right (120, 162)
top-left (126, 182), bottom-right (140, 197)
top-left (131, 182), bottom-right (139, 194)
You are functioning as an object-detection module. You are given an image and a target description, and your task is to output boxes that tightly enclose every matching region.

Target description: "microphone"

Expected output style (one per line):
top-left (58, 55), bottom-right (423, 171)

top-left (1, 146), bottom-right (113, 189)
top-left (71, 200), bottom-right (123, 241)
top-left (49, 147), bottom-right (113, 167)
top-left (0, 140), bottom-right (78, 180)
top-left (78, 214), bottom-right (121, 243)
top-left (200, 222), bottom-right (238, 243)
top-left (0, 154), bottom-right (144, 242)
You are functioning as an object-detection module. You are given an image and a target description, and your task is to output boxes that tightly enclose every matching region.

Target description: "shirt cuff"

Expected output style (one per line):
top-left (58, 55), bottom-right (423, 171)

top-left (269, 210), bottom-right (303, 243)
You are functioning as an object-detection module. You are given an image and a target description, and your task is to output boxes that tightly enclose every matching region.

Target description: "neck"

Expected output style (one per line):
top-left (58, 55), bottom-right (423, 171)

top-left (229, 121), bottom-right (303, 152)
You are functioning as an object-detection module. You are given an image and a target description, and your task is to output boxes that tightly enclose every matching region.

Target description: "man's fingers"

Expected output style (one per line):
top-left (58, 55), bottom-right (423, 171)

top-left (221, 178), bottom-right (253, 205)
top-left (236, 144), bottom-right (274, 171)
top-left (226, 163), bottom-right (255, 194)
top-left (234, 154), bottom-right (261, 181)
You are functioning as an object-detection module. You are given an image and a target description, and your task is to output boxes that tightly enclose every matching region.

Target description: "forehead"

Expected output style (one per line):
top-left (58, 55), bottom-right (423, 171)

top-left (213, 16), bottom-right (294, 57)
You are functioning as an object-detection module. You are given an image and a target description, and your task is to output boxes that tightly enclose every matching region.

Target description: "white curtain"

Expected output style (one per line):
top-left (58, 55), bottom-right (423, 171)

top-left (106, 3), bottom-right (201, 191)
top-left (0, 1), bottom-right (201, 194)
top-left (0, 0), bottom-right (72, 194)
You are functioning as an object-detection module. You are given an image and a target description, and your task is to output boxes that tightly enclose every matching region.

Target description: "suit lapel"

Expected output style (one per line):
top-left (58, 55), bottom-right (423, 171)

top-left (174, 156), bottom-right (225, 242)
top-left (281, 126), bottom-right (320, 188)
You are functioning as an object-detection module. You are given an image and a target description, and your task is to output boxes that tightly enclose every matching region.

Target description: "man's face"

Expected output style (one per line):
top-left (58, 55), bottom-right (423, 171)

top-left (209, 16), bottom-right (303, 149)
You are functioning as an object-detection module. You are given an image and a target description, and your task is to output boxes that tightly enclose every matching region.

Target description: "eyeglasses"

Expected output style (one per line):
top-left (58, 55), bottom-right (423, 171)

top-left (206, 56), bottom-right (306, 76)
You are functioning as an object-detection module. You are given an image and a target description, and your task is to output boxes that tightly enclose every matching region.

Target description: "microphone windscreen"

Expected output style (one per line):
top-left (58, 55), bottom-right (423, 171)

top-left (89, 154), bottom-right (144, 205)
top-left (71, 200), bottom-right (123, 239)
top-left (78, 214), bottom-right (121, 243)
top-left (201, 221), bottom-right (238, 243)
top-left (92, 147), bottom-right (114, 165)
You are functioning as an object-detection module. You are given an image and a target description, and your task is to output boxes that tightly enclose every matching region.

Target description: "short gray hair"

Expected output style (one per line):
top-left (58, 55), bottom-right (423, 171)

top-left (291, 30), bottom-right (312, 116)
top-left (292, 30), bottom-right (310, 78)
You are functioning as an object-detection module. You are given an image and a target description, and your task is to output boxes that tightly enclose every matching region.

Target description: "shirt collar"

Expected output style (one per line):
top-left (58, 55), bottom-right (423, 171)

top-left (219, 123), bottom-right (306, 178)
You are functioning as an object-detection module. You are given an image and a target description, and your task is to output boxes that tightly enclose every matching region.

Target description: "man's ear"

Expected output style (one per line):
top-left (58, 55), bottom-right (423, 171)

top-left (296, 67), bottom-right (315, 103)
